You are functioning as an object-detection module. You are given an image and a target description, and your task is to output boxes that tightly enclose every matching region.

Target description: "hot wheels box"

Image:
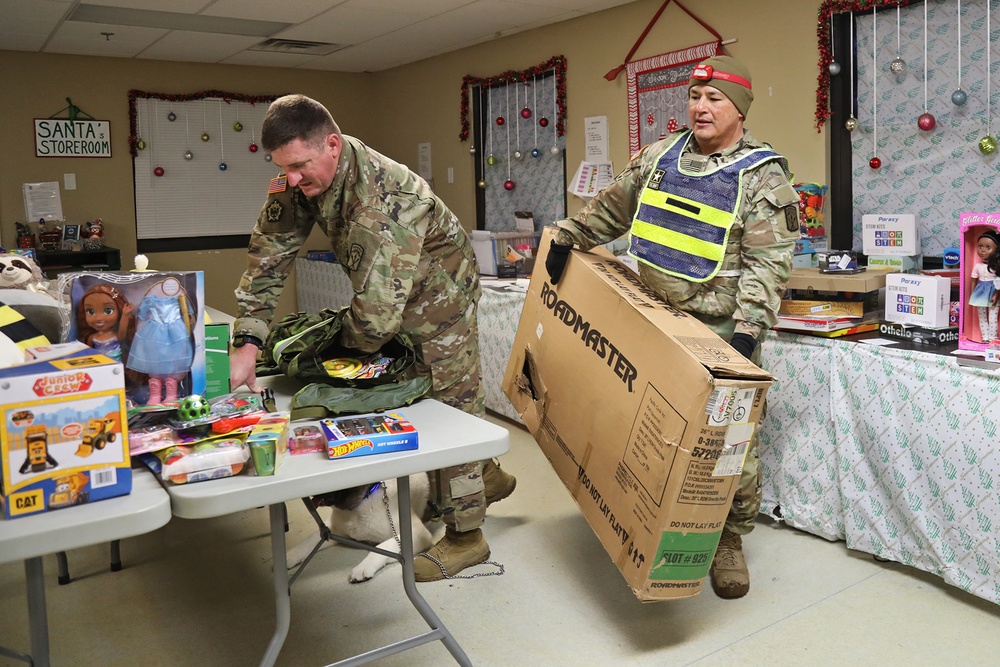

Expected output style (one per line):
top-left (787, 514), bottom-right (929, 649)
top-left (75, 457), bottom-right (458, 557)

top-left (320, 412), bottom-right (418, 460)
top-left (0, 350), bottom-right (132, 519)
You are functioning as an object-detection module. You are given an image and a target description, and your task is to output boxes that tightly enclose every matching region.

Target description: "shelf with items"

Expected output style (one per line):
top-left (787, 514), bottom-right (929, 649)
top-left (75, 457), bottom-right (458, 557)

top-left (35, 247), bottom-right (121, 277)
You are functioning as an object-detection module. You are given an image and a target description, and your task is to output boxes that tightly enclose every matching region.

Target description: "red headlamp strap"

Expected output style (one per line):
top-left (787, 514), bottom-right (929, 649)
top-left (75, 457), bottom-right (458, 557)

top-left (691, 65), bottom-right (752, 90)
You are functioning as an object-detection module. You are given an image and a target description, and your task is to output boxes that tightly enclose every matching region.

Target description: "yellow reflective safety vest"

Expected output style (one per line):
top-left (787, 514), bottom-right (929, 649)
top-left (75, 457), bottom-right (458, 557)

top-left (628, 131), bottom-right (784, 282)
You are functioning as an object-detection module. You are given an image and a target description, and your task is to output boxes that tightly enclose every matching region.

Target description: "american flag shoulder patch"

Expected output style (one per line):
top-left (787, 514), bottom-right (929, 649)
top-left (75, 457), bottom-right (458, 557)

top-left (268, 176), bottom-right (287, 194)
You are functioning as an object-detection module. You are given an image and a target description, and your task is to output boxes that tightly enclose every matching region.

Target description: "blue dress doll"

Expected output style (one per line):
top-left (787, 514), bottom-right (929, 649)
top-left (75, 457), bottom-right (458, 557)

top-left (126, 278), bottom-right (194, 404)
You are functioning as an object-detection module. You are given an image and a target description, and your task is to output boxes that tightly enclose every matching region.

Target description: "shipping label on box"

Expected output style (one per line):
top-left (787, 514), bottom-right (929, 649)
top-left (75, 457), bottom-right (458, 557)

top-left (0, 350), bottom-right (132, 519)
top-left (884, 274), bottom-right (951, 328)
top-left (321, 412), bottom-right (418, 460)
top-left (862, 214), bottom-right (919, 256)
top-left (502, 230), bottom-right (772, 601)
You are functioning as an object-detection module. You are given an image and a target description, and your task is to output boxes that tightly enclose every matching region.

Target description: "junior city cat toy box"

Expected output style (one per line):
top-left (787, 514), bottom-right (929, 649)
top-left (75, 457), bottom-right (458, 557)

top-left (0, 350), bottom-right (131, 519)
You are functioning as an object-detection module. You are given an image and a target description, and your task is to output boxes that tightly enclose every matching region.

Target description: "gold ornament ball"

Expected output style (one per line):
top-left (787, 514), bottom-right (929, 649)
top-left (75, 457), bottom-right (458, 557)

top-left (477, 180), bottom-right (487, 189)
top-left (486, 155), bottom-right (496, 166)
top-left (233, 121), bottom-right (243, 132)
top-left (979, 135), bottom-right (998, 155)
top-left (201, 132), bottom-right (210, 142)
top-left (845, 115), bottom-right (858, 132)
top-left (137, 139), bottom-right (146, 150)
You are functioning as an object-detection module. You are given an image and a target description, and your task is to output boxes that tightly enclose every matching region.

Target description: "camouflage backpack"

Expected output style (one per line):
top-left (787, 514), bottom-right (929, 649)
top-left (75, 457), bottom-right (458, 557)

top-left (257, 307), bottom-right (431, 417)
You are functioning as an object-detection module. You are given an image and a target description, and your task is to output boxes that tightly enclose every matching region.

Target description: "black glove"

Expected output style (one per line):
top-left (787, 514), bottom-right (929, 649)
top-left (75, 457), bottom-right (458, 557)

top-left (545, 241), bottom-right (573, 284)
top-left (730, 332), bottom-right (758, 360)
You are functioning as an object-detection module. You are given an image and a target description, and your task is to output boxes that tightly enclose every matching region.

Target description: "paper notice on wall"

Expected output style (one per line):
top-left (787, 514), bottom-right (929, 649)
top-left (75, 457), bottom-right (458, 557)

top-left (568, 162), bottom-right (614, 200)
top-left (417, 142), bottom-right (432, 182)
top-left (584, 115), bottom-right (609, 163)
top-left (23, 181), bottom-right (63, 222)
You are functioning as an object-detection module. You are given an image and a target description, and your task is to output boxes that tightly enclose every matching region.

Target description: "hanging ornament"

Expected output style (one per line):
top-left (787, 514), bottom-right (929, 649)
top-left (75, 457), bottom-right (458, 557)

top-left (667, 118), bottom-right (678, 133)
top-left (219, 162), bottom-right (228, 171)
top-left (539, 117), bottom-right (549, 127)
top-left (477, 180), bottom-right (487, 189)
top-left (504, 82), bottom-right (513, 185)
top-left (184, 150), bottom-right (193, 160)
top-left (154, 166), bottom-right (165, 176)
top-left (531, 148), bottom-right (541, 158)
top-left (264, 153), bottom-right (272, 162)
top-left (218, 101), bottom-right (227, 172)
top-left (504, 179), bottom-right (515, 191)
top-left (891, 7), bottom-right (906, 75)
top-left (828, 13), bottom-right (841, 76)
top-left (201, 102), bottom-right (210, 142)
top-left (234, 121), bottom-right (243, 132)
top-left (870, 8), bottom-right (882, 170)
top-left (201, 132), bottom-right (210, 142)
top-left (521, 107), bottom-right (532, 119)
top-left (496, 116), bottom-right (505, 126)
top-left (513, 84), bottom-right (523, 161)
top-left (953, 0), bottom-right (967, 106)
top-left (846, 13), bottom-right (857, 133)
top-left (549, 145), bottom-right (561, 156)
top-left (184, 114), bottom-right (192, 162)
top-left (249, 143), bottom-right (258, 153)
top-left (983, 0), bottom-right (997, 156)
top-left (918, 2), bottom-right (933, 131)
top-left (167, 111), bottom-right (176, 122)
top-left (531, 74), bottom-right (540, 158)
top-left (549, 71), bottom-right (560, 157)
top-left (469, 146), bottom-right (476, 154)
top-left (137, 139), bottom-right (147, 150)
top-left (514, 150), bottom-right (523, 160)
top-left (248, 110), bottom-right (258, 153)
top-left (487, 155), bottom-right (497, 166)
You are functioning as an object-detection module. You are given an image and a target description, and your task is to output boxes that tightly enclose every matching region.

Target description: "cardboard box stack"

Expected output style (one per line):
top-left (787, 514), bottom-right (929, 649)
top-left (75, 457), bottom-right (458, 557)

top-left (775, 267), bottom-right (892, 337)
top-left (503, 231), bottom-right (772, 601)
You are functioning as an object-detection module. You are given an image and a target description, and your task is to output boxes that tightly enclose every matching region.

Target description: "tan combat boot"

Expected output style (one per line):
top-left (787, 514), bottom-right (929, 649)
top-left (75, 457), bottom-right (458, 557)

top-left (414, 527), bottom-right (491, 581)
top-left (710, 530), bottom-right (750, 599)
top-left (483, 459), bottom-right (516, 506)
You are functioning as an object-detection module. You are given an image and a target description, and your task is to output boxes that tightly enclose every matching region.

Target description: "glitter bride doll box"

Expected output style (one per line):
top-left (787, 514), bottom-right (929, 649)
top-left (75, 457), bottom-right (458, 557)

top-left (958, 213), bottom-right (1000, 352)
top-left (58, 271), bottom-right (206, 404)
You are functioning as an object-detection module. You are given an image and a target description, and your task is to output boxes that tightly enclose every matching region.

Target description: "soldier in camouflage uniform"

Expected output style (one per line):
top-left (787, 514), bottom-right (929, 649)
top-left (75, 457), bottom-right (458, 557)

top-left (230, 95), bottom-right (516, 581)
top-left (546, 56), bottom-right (798, 599)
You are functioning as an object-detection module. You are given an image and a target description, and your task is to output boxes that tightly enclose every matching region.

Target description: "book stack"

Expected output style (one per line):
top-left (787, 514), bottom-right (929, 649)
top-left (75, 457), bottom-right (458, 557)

top-left (774, 268), bottom-right (891, 338)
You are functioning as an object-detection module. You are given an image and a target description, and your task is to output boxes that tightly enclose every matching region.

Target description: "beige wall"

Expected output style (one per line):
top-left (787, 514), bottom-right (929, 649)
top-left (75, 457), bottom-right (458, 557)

top-left (0, 0), bottom-right (825, 315)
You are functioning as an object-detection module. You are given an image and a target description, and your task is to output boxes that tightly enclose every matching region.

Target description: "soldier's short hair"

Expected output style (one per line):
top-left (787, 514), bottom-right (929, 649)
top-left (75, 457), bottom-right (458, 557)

top-left (262, 94), bottom-right (341, 152)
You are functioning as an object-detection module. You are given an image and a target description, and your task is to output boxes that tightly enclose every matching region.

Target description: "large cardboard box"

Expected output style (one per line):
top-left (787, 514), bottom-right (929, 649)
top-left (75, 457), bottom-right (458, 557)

top-left (0, 350), bottom-right (132, 519)
top-left (502, 232), bottom-right (772, 601)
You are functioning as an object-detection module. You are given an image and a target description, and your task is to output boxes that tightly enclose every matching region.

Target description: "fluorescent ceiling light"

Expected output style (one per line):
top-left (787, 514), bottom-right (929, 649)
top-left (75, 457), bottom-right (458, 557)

top-left (67, 4), bottom-right (291, 37)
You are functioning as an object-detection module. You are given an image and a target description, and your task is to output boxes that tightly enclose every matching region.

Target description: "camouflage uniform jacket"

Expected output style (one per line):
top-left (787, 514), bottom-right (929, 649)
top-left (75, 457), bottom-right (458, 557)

top-left (234, 135), bottom-right (481, 351)
top-left (554, 129), bottom-right (798, 340)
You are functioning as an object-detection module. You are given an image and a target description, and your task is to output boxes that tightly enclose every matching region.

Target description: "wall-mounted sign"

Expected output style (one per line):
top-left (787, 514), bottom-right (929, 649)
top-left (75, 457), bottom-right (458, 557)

top-left (34, 118), bottom-right (112, 158)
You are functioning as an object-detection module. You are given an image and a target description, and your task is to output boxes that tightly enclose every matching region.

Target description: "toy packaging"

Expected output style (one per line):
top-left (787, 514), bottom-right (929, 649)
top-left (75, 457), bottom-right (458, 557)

top-left (204, 322), bottom-right (230, 399)
top-left (141, 437), bottom-right (249, 484)
top-left (958, 212), bottom-right (1000, 351)
top-left (0, 349), bottom-right (132, 519)
top-left (320, 412), bottom-right (418, 460)
top-left (793, 182), bottom-right (827, 238)
top-left (290, 423), bottom-right (326, 455)
top-left (884, 274), bottom-right (951, 328)
top-left (57, 270), bottom-right (206, 405)
top-left (245, 411), bottom-right (290, 475)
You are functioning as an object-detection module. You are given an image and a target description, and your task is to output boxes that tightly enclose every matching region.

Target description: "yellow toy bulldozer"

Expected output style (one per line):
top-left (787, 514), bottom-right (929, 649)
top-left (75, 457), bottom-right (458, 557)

top-left (76, 418), bottom-right (118, 457)
top-left (49, 471), bottom-right (90, 508)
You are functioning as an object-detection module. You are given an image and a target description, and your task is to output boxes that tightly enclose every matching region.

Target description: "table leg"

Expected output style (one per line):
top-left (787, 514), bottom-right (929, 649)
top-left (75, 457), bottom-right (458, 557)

top-left (396, 476), bottom-right (472, 667)
top-left (26, 556), bottom-right (51, 667)
top-left (260, 502), bottom-right (290, 667)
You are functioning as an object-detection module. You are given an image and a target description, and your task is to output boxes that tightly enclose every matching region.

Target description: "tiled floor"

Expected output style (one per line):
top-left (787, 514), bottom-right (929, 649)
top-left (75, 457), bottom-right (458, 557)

top-left (3, 414), bottom-right (1000, 666)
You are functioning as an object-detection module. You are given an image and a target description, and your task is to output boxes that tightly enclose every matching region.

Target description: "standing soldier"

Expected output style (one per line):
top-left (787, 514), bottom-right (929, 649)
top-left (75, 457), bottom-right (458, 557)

top-left (545, 55), bottom-right (798, 599)
top-left (231, 94), bottom-right (516, 580)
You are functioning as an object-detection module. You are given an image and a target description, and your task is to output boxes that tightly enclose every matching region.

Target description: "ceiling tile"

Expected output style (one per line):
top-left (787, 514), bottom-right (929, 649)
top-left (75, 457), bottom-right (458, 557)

top-left (140, 31), bottom-right (261, 64)
top-left (46, 21), bottom-right (167, 58)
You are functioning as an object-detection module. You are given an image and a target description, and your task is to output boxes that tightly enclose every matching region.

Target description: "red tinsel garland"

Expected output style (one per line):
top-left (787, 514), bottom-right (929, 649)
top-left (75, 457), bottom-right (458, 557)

top-left (815, 0), bottom-right (911, 132)
top-left (459, 56), bottom-right (567, 142)
top-left (127, 90), bottom-right (282, 157)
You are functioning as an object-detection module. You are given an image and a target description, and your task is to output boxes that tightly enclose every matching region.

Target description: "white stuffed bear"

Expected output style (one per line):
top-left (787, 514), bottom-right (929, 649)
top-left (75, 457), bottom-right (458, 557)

top-left (0, 254), bottom-right (48, 293)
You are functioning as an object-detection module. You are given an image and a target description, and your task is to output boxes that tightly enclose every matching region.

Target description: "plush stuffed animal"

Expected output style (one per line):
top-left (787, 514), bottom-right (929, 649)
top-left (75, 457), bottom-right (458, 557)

top-left (0, 254), bottom-right (48, 293)
top-left (82, 218), bottom-right (105, 249)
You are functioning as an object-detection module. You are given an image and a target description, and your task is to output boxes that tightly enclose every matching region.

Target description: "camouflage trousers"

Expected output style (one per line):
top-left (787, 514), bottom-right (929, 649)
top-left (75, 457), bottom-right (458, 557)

top-left (725, 404), bottom-right (763, 535)
top-left (413, 303), bottom-right (488, 532)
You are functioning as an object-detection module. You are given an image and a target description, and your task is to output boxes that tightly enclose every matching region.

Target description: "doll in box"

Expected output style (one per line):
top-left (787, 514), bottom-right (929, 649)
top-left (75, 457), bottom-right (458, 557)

top-left (76, 284), bottom-right (135, 364)
top-left (968, 230), bottom-right (1000, 343)
top-left (125, 277), bottom-right (195, 405)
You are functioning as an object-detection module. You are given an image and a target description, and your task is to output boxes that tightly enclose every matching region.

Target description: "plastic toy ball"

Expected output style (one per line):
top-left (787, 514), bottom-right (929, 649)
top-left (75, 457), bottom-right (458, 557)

top-left (178, 395), bottom-right (211, 421)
